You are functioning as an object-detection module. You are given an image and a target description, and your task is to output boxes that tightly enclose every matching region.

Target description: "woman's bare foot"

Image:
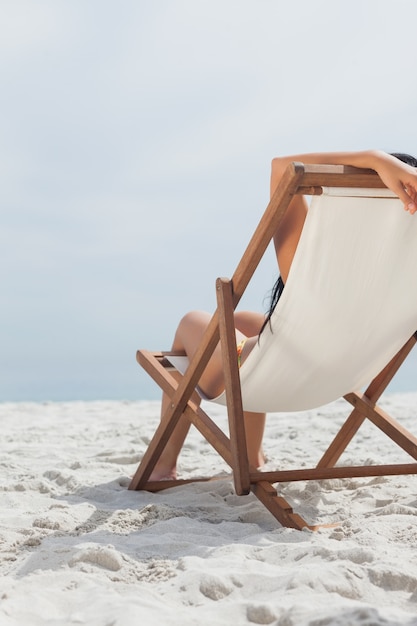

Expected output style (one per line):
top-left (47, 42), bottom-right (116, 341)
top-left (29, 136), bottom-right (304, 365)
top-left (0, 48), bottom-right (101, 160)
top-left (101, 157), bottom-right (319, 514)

top-left (146, 451), bottom-right (265, 482)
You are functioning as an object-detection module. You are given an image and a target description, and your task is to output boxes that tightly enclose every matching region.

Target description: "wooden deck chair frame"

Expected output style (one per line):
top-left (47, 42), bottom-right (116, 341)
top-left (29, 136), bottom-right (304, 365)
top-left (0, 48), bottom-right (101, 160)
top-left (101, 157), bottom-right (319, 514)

top-left (130, 163), bottom-right (417, 530)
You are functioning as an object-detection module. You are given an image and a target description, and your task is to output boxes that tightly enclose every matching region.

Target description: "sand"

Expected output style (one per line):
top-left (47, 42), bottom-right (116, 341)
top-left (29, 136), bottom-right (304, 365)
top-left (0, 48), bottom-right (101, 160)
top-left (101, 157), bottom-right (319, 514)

top-left (1, 395), bottom-right (417, 625)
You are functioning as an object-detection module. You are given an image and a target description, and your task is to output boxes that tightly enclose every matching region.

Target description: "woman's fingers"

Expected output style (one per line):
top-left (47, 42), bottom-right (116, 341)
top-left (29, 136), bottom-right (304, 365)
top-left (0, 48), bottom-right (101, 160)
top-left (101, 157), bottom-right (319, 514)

top-left (378, 160), bottom-right (417, 213)
top-left (402, 181), bottom-right (417, 214)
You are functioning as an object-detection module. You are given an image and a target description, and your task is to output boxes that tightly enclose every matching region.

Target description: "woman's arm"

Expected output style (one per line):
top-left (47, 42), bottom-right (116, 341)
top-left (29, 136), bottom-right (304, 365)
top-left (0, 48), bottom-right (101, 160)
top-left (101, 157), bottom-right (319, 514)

top-left (271, 150), bottom-right (417, 283)
top-left (271, 150), bottom-right (417, 213)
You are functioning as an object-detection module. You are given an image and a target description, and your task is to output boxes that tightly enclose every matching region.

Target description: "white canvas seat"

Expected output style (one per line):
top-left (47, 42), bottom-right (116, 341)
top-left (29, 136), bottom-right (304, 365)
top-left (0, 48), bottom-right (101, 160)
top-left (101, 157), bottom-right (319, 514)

top-left (220, 187), bottom-right (417, 411)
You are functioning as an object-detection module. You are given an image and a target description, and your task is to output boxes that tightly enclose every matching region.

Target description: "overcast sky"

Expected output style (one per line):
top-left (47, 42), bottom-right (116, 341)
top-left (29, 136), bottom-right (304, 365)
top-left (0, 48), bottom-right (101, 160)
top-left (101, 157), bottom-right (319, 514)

top-left (2, 0), bottom-right (417, 402)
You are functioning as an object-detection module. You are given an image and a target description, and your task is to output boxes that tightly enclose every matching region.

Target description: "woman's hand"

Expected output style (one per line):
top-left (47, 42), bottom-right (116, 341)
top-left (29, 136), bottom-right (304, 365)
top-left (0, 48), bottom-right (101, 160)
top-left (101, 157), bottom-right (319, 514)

top-left (371, 152), bottom-right (417, 214)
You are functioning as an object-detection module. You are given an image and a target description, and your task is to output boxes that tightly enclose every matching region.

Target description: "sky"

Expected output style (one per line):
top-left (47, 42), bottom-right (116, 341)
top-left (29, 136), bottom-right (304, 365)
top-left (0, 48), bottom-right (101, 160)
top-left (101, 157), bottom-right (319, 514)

top-left (2, 0), bottom-right (417, 402)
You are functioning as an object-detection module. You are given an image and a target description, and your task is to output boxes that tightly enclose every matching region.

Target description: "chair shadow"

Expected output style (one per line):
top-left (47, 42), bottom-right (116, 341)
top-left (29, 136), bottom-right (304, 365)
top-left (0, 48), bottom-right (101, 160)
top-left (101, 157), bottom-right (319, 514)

top-left (15, 474), bottom-right (319, 579)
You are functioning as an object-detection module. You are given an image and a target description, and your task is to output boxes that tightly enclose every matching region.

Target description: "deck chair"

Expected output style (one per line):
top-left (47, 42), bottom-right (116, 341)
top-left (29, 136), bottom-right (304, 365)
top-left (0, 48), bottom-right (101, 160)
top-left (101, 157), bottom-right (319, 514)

top-left (130, 163), bottom-right (417, 530)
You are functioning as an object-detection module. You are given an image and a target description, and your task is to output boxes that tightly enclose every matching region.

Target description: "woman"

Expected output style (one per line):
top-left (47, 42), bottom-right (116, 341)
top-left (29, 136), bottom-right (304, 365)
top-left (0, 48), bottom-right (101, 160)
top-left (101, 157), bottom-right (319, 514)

top-left (150, 150), bottom-right (417, 481)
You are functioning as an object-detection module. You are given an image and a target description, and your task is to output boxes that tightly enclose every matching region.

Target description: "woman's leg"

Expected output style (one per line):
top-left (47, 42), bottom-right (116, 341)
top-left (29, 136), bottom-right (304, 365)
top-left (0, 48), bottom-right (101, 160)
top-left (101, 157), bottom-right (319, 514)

top-left (149, 311), bottom-right (218, 481)
top-left (150, 310), bottom-right (266, 480)
top-left (234, 310), bottom-right (265, 336)
top-left (243, 411), bottom-right (266, 467)
top-left (149, 369), bottom-right (191, 481)
top-left (234, 310), bottom-right (267, 468)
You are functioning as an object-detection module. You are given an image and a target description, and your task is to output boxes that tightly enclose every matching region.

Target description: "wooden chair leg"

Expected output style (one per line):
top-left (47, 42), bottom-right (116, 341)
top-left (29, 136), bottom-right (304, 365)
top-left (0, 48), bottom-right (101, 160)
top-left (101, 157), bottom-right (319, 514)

top-left (316, 409), bottom-right (366, 469)
top-left (129, 359), bottom-right (187, 490)
top-left (345, 392), bottom-right (417, 460)
top-left (252, 481), bottom-right (311, 530)
top-left (216, 277), bottom-right (251, 495)
top-left (317, 334), bottom-right (417, 469)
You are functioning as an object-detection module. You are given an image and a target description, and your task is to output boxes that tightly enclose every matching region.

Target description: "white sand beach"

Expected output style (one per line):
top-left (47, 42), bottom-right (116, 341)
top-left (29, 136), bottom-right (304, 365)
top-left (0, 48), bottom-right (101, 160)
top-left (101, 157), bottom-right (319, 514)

top-left (2, 394), bottom-right (417, 625)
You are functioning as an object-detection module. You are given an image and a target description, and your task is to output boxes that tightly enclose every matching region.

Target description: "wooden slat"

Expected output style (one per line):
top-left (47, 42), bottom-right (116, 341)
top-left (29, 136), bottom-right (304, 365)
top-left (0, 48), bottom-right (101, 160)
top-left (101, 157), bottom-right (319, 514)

top-left (216, 277), bottom-right (250, 495)
top-left (141, 475), bottom-right (230, 492)
top-left (137, 350), bottom-right (180, 397)
top-left (250, 463), bottom-right (417, 484)
top-left (299, 164), bottom-right (386, 189)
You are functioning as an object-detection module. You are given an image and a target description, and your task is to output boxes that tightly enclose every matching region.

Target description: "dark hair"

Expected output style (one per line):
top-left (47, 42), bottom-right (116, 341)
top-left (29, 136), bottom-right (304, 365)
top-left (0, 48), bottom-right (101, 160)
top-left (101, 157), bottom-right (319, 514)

top-left (260, 150), bottom-right (417, 335)
top-left (260, 275), bottom-right (284, 335)
top-left (390, 152), bottom-right (417, 167)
